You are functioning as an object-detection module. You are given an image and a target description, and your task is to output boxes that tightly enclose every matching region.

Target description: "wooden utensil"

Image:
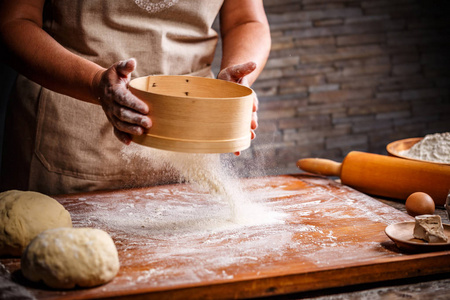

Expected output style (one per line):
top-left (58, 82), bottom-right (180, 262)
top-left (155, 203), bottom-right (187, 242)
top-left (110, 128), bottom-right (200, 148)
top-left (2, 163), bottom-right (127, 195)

top-left (297, 151), bottom-right (450, 205)
top-left (129, 75), bottom-right (254, 153)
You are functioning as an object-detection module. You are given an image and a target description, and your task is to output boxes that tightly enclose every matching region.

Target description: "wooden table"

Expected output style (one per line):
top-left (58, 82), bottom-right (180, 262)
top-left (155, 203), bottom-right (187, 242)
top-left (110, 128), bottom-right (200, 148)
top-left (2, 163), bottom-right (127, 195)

top-left (1, 174), bottom-right (449, 299)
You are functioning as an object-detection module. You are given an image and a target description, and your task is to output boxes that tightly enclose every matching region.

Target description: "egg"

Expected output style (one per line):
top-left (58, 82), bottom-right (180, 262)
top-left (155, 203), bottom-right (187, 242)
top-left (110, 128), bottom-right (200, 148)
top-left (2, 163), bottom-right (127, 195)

top-left (405, 192), bottom-right (435, 217)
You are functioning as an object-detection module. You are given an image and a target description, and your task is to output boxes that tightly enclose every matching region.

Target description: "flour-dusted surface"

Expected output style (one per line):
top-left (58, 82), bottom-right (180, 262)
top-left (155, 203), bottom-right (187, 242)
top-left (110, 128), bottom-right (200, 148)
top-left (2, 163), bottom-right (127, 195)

top-left (2, 175), bottom-right (448, 300)
top-left (399, 132), bottom-right (450, 164)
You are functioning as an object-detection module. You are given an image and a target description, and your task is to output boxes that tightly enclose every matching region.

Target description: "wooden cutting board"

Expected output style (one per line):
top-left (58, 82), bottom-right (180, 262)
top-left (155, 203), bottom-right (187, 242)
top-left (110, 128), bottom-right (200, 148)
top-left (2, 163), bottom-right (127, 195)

top-left (1, 174), bottom-right (450, 299)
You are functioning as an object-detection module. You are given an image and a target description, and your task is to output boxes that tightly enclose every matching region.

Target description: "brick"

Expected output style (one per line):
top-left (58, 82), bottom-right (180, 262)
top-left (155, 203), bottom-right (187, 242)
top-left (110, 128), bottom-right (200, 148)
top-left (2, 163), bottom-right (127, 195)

top-left (327, 73), bottom-right (385, 85)
top-left (301, 45), bottom-right (385, 64)
top-left (259, 92), bottom-right (309, 102)
top-left (309, 88), bottom-right (373, 104)
top-left (364, 4), bottom-right (422, 18)
top-left (392, 53), bottom-right (420, 64)
top-left (270, 36), bottom-right (295, 51)
top-left (333, 55), bottom-right (390, 68)
top-left (252, 79), bottom-right (280, 90)
top-left (267, 8), bottom-right (362, 24)
top-left (259, 98), bottom-right (308, 110)
top-left (377, 76), bottom-right (434, 92)
top-left (352, 119), bottom-right (393, 133)
top-left (348, 101), bottom-right (410, 116)
top-left (387, 30), bottom-right (443, 47)
top-left (258, 108), bottom-right (297, 120)
top-left (253, 86), bottom-right (278, 97)
top-left (280, 85), bottom-right (310, 95)
top-left (341, 78), bottom-right (380, 90)
top-left (303, 0), bottom-right (357, 5)
top-left (287, 20), bottom-right (404, 39)
top-left (271, 45), bottom-right (337, 59)
top-left (376, 110), bottom-right (411, 120)
top-left (252, 131), bottom-right (283, 145)
top-left (258, 69), bottom-right (284, 80)
top-left (269, 21), bottom-right (312, 32)
top-left (256, 120), bottom-right (278, 133)
top-left (360, 0), bottom-right (416, 9)
top-left (407, 18), bottom-right (449, 30)
top-left (336, 33), bottom-right (385, 46)
top-left (280, 75), bottom-right (325, 87)
top-left (326, 134), bottom-right (369, 150)
top-left (392, 63), bottom-right (421, 76)
top-left (264, 0), bottom-right (301, 7)
top-left (411, 100), bottom-right (450, 115)
top-left (342, 64), bottom-right (391, 77)
top-left (294, 36), bottom-right (336, 47)
top-left (283, 66), bottom-right (335, 77)
top-left (265, 4), bottom-right (302, 14)
top-left (314, 19), bottom-right (344, 27)
top-left (345, 15), bottom-right (390, 24)
top-left (401, 88), bottom-right (447, 100)
top-left (308, 84), bottom-right (340, 93)
top-left (284, 130), bottom-right (326, 145)
top-left (279, 114), bottom-right (332, 130)
top-left (265, 56), bottom-right (300, 69)
top-left (375, 91), bottom-right (402, 101)
top-left (393, 115), bottom-right (440, 127)
top-left (333, 114), bottom-right (376, 125)
top-left (300, 103), bottom-right (346, 116)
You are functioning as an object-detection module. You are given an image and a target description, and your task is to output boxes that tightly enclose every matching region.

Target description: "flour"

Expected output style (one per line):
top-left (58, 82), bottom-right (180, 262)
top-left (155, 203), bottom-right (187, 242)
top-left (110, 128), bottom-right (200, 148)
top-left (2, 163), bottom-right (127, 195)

top-left (399, 132), bottom-right (450, 163)
top-left (121, 144), bottom-right (280, 224)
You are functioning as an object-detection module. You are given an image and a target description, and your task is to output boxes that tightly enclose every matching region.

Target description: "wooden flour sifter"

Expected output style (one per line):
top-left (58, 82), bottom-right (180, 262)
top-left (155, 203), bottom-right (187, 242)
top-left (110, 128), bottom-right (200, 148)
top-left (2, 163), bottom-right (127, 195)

top-left (297, 151), bottom-right (450, 205)
top-left (129, 75), bottom-right (254, 154)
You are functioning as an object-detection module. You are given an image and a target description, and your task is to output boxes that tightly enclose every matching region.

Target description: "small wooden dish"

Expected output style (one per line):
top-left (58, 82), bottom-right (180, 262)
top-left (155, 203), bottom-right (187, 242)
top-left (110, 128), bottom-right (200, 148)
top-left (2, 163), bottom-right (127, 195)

top-left (385, 222), bottom-right (450, 252)
top-left (129, 75), bottom-right (254, 153)
top-left (387, 137), bottom-right (450, 165)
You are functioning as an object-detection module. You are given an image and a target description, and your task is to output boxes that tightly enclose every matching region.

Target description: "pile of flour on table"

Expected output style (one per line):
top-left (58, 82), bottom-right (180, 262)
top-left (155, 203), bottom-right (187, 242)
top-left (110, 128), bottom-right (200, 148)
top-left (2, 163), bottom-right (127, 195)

top-left (121, 144), bottom-right (284, 226)
top-left (399, 132), bottom-right (450, 164)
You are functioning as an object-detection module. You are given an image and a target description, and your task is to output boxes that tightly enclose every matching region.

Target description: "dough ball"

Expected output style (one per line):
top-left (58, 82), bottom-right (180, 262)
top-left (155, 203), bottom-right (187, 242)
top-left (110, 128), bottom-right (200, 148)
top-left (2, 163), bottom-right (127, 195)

top-left (0, 190), bottom-right (72, 256)
top-left (21, 227), bottom-right (120, 289)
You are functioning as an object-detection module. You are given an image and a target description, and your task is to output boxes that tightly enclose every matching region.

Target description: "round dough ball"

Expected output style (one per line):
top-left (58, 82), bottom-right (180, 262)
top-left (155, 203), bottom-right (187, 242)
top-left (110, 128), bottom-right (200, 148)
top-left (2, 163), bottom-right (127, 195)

top-left (21, 227), bottom-right (120, 289)
top-left (0, 190), bottom-right (72, 256)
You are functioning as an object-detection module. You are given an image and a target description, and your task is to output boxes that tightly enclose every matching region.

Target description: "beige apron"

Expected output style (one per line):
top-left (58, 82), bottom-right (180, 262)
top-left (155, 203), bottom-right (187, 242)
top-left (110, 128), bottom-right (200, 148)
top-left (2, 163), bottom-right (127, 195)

top-left (0, 0), bottom-right (224, 195)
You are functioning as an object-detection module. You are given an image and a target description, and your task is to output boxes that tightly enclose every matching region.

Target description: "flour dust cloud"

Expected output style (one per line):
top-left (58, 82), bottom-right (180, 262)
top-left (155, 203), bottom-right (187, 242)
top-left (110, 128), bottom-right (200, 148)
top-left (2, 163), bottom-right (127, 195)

top-left (120, 144), bottom-right (284, 227)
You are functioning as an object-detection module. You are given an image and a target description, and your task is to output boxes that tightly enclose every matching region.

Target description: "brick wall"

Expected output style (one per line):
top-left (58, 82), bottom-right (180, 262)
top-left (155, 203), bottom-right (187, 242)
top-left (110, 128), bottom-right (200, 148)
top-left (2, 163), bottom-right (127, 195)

top-left (214, 0), bottom-right (450, 176)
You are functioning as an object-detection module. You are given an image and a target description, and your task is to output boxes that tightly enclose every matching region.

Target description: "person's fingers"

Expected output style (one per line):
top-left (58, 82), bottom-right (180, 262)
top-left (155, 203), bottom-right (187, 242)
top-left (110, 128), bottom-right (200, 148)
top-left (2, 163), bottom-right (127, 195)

top-left (113, 86), bottom-right (149, 115)
top-left (116, 58), bottom-right (137, 78)
top-left (253, 92), bottom-right (259, 112)
top-left (218, 61), bottom-right (257, 83)
top-left (112, 116), bottom-right (145, 136)
top-left (112, 103), bottom-right (151, 129)
top-left (251, 111), bottom-right (258, 130)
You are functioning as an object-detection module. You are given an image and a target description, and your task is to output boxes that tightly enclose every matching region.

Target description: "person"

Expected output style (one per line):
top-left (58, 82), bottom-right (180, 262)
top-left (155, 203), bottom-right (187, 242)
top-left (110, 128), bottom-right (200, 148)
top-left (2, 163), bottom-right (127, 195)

top-left (0, 0), bottom-right (271, 195)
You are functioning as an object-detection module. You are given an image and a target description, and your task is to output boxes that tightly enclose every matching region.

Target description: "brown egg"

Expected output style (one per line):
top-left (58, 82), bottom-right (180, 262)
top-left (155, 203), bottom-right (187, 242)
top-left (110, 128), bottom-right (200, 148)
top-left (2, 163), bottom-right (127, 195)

top-left (405, 192), bottom-right (435, 217)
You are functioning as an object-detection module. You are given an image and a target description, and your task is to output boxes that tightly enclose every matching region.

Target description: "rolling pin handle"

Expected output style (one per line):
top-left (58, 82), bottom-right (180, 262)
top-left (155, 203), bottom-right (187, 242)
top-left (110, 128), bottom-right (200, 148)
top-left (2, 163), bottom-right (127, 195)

top-left (296, 158), bottom-right (342, 177)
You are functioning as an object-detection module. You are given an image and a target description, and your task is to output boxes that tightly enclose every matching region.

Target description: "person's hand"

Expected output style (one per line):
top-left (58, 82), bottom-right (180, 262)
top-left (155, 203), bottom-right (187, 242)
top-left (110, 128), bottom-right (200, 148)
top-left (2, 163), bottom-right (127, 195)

top-left (94, 58), bottom-right (151, 145)
top-left (217, 61), bottom-right (258, 155)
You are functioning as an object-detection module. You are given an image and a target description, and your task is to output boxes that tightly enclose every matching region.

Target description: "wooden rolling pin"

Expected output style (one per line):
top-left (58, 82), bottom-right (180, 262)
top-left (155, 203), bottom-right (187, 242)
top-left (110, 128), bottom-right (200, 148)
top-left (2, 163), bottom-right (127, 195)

top-left (297, 151), bottom-right (450, 205)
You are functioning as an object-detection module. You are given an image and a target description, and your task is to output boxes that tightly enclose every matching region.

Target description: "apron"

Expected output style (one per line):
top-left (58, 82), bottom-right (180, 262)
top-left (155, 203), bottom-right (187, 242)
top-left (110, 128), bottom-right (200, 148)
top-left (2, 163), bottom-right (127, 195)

top-left (0, 0), bottom-right (224, 195)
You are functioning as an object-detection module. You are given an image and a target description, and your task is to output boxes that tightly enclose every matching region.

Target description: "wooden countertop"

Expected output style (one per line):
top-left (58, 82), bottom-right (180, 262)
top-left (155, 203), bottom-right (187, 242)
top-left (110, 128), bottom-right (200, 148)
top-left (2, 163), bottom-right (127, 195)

top-left (0, 174), bottom-right (449, 299)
